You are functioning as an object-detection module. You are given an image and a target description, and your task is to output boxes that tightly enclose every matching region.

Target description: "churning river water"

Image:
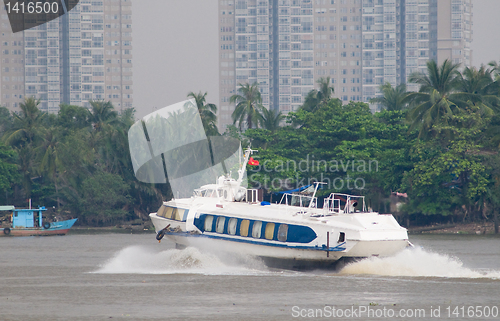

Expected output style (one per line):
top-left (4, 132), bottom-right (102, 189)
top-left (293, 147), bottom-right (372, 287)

top-left (1, 233), bottom-right (499, 321)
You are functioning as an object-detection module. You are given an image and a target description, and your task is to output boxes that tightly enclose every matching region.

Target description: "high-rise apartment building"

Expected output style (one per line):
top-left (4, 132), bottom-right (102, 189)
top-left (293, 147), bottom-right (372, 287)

top-left (436, 0), bottom-right (472, 67)
top-left (0, 0), bottom-right (133, 113)
top-left (218, 0), bottom-right (472, 129)
top-left (219, 0), bottom-right (316, 126)
top-left (0, 9), bottom-right (25, 111)
top-left (361, 0), bottom-right (398, 99)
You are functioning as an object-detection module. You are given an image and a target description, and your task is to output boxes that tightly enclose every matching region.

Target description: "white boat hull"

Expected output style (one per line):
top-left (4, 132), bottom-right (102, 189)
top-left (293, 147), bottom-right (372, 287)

top-left (146, 145), bottom-right (413, 270)
top-left (150, 211), bottom-right (409, 270)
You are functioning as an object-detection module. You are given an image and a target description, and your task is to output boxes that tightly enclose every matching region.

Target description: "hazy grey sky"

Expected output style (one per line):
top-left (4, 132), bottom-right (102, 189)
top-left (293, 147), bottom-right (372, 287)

top-left (132, 1), bottom-right (219, 119)
top-left (132, 0), bottom-right (500, 119)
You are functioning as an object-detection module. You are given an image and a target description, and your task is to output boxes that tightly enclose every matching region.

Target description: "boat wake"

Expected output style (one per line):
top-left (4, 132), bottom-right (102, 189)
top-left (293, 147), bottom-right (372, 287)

top-left (339, 247), bottom-right (500, 279)
top-left (94, 244), bottom-right (500, 279)
top-left (94, 245), bottom-right (273, 275)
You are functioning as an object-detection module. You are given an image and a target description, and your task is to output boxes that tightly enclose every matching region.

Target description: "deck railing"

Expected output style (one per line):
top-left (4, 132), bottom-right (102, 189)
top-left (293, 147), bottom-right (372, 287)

top-left (279, 193), bottom-right (317, 208)
top-left (323, 193), bottom-right (366, 215)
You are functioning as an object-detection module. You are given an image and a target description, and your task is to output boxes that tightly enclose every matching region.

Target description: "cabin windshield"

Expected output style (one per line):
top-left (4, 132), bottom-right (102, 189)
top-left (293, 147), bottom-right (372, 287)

top-left (194, 188), bottom-right (218, 198)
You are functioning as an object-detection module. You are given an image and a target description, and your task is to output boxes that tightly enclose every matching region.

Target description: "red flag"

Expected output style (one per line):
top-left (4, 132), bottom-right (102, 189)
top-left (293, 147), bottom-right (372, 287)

top-left (248, 157), bottom-right (259, 166)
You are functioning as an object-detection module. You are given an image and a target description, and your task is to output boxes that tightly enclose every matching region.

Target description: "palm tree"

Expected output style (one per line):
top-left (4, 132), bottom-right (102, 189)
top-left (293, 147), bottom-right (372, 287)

top-left (301, 90), bottom-right (320, 112)
top-left (316, 76), bottom-right (334, 104)
top-left (456, 65), bottom-right (499, 114)
top-left (187, 91), bottom-right (219, 136)
top-left (4, 97), bottom-right (46, 146)
top-left (58, 104), bottom-right (91, 130)
top-left (488, 60), bottom-right (500, 80)
top-left (301, 77), bottom-right (335, 112)
top-left (37, 128), bottom-right (63, 208)
top-left (96, 108), bottom-right (138, 175)
top-left (230, 82), bottom-right (264, 130)
top-left (405, 59), bottom-right (468, 139)
top-left (0, 106), bottom-right (13, 136)
top-left (3, 97), bottom-right (46, 198)
top-left (87, 100), bottom-right (129, 175)
top-left (259, 107), bottom-right (285, 133)
top-left (88, 100), bottom-right (118, 132)
top-left (14, 145), bottom-right (35, 198)
top-left (369, 82), bottom-right (408, 111)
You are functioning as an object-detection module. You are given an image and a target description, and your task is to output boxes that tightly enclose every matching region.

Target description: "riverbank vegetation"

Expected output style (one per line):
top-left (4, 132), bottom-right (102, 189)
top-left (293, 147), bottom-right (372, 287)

top-left (0, 60), bottom-right (499, 232)
top-left (0, 100), bottom-right (167, 226)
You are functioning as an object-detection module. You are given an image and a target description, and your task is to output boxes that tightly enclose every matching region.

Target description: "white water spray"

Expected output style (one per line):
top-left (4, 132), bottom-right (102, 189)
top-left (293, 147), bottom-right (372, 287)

top-left (339, 247), bottom-right (500, 279)
top-left (94, 246), bottom-right (272, 275)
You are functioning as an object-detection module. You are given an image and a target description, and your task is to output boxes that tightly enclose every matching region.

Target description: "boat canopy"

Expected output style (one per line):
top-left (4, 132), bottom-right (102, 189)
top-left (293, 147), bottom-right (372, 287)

top-left (277, 184), bottom-right (313, 194)
top-left (0, 205), bottom-right (15, 211)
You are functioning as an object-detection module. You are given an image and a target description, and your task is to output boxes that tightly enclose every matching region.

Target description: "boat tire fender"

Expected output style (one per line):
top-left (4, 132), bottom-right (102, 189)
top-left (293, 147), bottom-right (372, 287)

top-left (43, 222), bottom-right (51, 229)
top-left (156, 230), bottom-right (165, 241)
top-left (3, 227), bottom-right (10, 235)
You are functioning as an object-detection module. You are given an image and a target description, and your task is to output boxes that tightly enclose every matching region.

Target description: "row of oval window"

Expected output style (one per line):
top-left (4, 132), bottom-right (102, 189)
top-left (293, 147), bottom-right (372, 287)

top-left (204, 215), bottom-right (289, 242)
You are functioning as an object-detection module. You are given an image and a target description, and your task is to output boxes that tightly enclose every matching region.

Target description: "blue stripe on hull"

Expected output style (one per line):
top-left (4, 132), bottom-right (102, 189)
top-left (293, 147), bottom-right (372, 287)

top-left (164, 231), bottom-right (346, 252)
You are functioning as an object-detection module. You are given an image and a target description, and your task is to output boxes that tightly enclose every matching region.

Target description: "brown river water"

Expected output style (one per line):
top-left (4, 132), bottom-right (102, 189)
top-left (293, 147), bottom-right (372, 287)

top-left (1, 233), bottom-right (499, 320)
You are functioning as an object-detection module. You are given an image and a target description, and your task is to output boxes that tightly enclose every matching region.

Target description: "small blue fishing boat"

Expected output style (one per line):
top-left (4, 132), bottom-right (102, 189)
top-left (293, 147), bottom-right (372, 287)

top-left (1, 205), bottom-right (77, 237)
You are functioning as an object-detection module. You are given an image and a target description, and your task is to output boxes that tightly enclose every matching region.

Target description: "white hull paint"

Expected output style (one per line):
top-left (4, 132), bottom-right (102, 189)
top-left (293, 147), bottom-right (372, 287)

top-left (155, 227), bottom-right (408, 262)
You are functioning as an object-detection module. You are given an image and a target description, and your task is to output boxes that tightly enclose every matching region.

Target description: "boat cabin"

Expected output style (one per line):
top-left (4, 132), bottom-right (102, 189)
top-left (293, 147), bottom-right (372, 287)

top-left (9, 206), bottom-right (47, 228)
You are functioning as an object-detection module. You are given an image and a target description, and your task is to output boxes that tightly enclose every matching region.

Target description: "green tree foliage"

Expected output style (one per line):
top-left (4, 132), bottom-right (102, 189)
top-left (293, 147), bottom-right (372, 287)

top-left (0, 98), bottom-right (166, 226)
top-left (37, 127), bottom-right (63, 208)
top-left (79, 172), bottom-right (130, 226)
top-left (5, 97), bottom-right (46, 146)
top-left (3, 97), bottom-right (46, 197)
top-left (57, 104), bottom-right (91, 131)
top-left (402, 109), bottom-right (489, 219)
top-left (0, 142), bottom-right (20, 203)
top-left (88, 100), bottom-right (118, 131)
top-left (455, 65), bottom-right (500, 119)
top-left (245, 100), bottom-right (413, 213)
top-left (0, 106), bottom-right (13, 135)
